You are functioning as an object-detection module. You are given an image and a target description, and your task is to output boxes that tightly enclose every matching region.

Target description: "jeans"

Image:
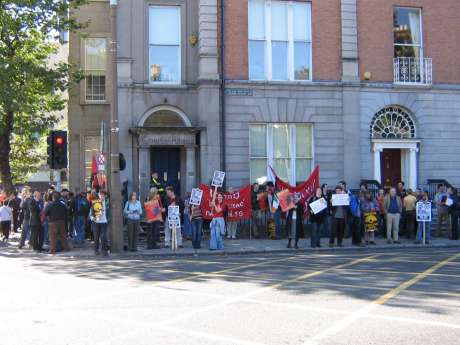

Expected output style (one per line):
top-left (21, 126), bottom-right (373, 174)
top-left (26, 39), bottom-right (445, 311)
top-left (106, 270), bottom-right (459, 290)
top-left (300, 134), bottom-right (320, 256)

top-left (351, 216), bottom-right (362, 245)
top-left (310, 222), bottom-right (323, 247)
top-left (191, 218), bottom-right (203, 249)
top-left (184, 214), bottom-right (192, 238)
top-left (126, 219), bottom-right (139, 251)
top-left (405, 210), bottom-right (416, 238)
top-left (416, 222), bottom-right (431, 242)
top-left (386, 213), bottom-right (401, 241)
top-left (19, 220), bottom-right (30, 247)
top-left (73, 216), bottom-right (86, 244)
top-left (43, 220), bottom-right (49, 245)
top-left (436, 207), bottom-right (450, 237)
top-left (92, 222), bottom-right (108, 254)
top-left (226, 221), bottom-right (238, 239)
top-left (147, 221), bottom-right (161, 249)
top-left (210, 217), bottom-right (225, 250)
top-left (451, 213), bottom-right (459, 240)
top-left (330, 218), bottom-right (345, 245)
top-left (30, 224), bottom-right (44, 251)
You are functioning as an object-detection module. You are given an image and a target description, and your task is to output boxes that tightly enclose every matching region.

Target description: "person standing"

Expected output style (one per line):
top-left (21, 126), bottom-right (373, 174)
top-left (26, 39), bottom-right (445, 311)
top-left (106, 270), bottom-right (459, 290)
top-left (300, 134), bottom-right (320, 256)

top-left (164, 187), bottom-right (184, 248)
top-left (73, 192), bottom-right (90, 245)
top-left (144, 188), bottom-right (164, 250)
top-left (251, 183), bottom-right (261, 237)
top-left (29, 191), bottom-right (44, 252)
top-left (7, 191), bottom-right (21, 233)
top-left (447, 186), bottom-right (459, 240)
top-left (415, 192), bottom-right (432, 244)
top-left (190, 202), bottom-right (203, 250)
top-left (266, 182), bottom-right (282, 239)
top-left (403, 189), bottom-right (417, 239)
top-left (209, 190), bottom-right (226, 251)
top-left (286, 194), bottom-right (305, 249)
top-left (376, 189), bottom-right (386, 238)
top-left (183, 192), bottom-right (192, 240)
top-left (0, 201), bottom-right (12, 241)
top-left (350, 193), bottom-right (363, 246)
top-left (124, 192), bottom-right (142, 252)
top-left (18, 188), bottom-right (32, 249)
top-left (330, 186), bottom-right (348, 247)
top-left (384, 187), bottom-right (402, 244)
top-left (361, 192), bottom-right (379, 245)
top-left (226, 187), bottom-right (238, 240)
top-left (308, 187), bottom-right (327, 248)
top-left (435, 184), bottom-right (449, 237)
top-left (44, 192), bottom-right (71, 254)
top-left (90, 191), bottom-right (110, 256)
top-left (150, 172), bottom-right (165, 200)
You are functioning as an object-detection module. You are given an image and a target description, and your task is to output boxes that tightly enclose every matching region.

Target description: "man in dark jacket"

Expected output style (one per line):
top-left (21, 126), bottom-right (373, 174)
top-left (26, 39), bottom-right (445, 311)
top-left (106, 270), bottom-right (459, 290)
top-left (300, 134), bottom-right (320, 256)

top-left (73, 192), bottom-right (90, 245)
top-left (45, 192), bottom-right (71, 254)
top-left (447, 187), bottom-right (459, 240)
top-left (18, 188), bottom-right (32, 249)
top-left (29, 191), bottom-right (44, 252)
top-left (7, 191), bottom-right (21, 233)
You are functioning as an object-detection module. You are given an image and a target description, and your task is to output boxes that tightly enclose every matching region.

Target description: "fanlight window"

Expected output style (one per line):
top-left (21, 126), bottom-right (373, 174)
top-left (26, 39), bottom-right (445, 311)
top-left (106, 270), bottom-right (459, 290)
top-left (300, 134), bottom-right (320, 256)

top-left (144, 110), bottom-right (185, 127)
top-left (370, 106), bottom-right (415, 139)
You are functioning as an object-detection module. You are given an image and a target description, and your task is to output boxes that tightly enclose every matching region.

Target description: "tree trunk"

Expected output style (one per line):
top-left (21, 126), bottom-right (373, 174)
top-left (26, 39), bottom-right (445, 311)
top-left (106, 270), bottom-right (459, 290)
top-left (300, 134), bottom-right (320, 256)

top-left (0, 111), bottom-right (14, 193)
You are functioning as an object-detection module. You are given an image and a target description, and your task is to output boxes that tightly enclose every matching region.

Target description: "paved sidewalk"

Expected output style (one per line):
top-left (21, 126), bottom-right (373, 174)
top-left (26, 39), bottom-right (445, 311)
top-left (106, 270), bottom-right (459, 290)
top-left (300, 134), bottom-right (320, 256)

top-left (2, 231), bottom-right (460, 258)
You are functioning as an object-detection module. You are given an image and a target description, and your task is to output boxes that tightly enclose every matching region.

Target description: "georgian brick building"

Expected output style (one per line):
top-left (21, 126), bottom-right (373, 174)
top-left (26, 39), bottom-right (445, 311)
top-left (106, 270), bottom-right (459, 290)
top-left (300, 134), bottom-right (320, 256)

top-left (68, 0), bottom-right (460, 198)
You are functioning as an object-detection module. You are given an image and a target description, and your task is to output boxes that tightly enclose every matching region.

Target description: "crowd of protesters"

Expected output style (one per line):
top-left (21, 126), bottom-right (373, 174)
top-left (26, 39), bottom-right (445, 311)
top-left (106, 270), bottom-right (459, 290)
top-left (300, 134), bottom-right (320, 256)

top-left (1, 174), bottom-right (458, 255)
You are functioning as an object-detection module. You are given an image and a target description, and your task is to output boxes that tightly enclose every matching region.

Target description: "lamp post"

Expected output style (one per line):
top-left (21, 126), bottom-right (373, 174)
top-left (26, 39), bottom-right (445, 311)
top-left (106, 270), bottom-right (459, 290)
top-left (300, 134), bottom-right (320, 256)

top-left (108, 0), bottom-right (123, 253)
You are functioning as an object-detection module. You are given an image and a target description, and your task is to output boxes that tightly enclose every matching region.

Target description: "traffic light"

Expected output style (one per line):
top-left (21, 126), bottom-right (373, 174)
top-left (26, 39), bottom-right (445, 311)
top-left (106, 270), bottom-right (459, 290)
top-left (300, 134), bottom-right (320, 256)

top-left (47, 130), bottom-right (68, 170)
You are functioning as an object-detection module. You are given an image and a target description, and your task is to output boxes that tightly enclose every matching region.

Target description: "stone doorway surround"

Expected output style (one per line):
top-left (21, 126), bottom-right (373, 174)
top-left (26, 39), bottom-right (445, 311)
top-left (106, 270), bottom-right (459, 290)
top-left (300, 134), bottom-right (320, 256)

top-left (130, 127), bottom-right (200, 202)
top-left (372, 139), bottom-right (420, 190)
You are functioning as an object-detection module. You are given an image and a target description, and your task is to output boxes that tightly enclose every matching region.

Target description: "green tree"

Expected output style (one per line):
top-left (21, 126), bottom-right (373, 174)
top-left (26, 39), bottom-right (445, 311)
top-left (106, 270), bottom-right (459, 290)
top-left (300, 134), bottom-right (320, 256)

top-left (0, 0), bottom-right (86, 192)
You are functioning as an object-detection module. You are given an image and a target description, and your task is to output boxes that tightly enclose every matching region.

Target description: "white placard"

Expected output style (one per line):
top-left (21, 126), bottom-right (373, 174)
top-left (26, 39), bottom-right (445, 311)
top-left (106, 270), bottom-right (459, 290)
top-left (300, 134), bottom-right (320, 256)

top-left (331, 193), bottom-right (350, 206)
top-left (168, 205), bottom-right (180, 220)
top-left (416, 202), bottom-right (432, 222)
top-left (168, 217), bottom-right (181, 229)
top-left (446, 198), bottom-right (453, 207)
top-left (211, 170), bottom-right (226, 187)
top-left (190, 188), bottom-right (203, 206)
top-left (309, 198), bottom-right (328, 215)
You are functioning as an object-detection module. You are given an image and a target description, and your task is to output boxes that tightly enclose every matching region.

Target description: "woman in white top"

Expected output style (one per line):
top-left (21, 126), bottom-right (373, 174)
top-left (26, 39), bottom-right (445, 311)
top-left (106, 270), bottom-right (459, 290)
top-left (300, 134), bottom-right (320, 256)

top-left (0, 201), bottom-right (12, 241)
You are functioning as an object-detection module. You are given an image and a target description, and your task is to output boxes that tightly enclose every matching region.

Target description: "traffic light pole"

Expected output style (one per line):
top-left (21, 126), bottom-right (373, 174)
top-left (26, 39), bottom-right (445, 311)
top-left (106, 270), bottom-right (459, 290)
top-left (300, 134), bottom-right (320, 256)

top-left (108, 0), bottom-right (124, 253)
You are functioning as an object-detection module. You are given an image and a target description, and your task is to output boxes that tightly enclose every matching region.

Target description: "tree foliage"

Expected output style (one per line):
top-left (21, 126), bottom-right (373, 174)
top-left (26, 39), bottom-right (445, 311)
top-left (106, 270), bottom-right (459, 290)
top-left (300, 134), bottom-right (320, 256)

top-left (0, 0), bottom-right (87, 191)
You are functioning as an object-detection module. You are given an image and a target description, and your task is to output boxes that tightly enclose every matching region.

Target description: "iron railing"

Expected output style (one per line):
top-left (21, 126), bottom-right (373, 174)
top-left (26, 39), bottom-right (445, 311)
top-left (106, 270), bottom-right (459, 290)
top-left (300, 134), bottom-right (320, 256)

top-left (393, 57), bottom-right (432, 85)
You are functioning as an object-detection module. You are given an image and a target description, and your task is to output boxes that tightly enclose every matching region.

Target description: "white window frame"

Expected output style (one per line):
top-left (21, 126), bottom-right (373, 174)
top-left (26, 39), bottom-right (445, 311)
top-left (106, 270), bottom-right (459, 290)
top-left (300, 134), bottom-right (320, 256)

top-left (393, 7), bottom-right (423, 59)
top-left (83, 37), bottom-right (107, 103)
top-left (148, 5), bottom-right (182, 85)
top-left (249, 123), bottom-right (314, 184)
top-left (248, 0), bottom-right (312, 82)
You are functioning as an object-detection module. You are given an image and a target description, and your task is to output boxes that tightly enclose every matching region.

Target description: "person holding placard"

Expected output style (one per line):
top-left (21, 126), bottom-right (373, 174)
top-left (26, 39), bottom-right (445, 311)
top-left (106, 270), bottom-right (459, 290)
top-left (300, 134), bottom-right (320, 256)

top-left (286, 194), bottom-right (305, 249)
top-left (329, 186), bottom-right (348, 247)
top-left (361, 191), bottom-right (379, 245)
top-left (384, 188), bottom-right (402, 244)
top-left (190, 200), bottom-right (203, 250)
top-left (164, 187), bottom-right (184, 248)
top-left (226, 187), bottom-right (239, 240)
top-left (266, 182), bottom-right (282, 239)
top-left (308, 187), bottom-right (327, 248)
top-left (415, 192), bottom-right (432, 244)
top-left (144, 188), bottom-right (164, 249)
top-left (210, 189), bottom-right (226, 250)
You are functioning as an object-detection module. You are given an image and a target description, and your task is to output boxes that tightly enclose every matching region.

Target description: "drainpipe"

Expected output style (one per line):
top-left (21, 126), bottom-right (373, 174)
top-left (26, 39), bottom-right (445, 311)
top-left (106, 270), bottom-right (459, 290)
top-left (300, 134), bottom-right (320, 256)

top-left (219, 0), bottom-right (226, 179)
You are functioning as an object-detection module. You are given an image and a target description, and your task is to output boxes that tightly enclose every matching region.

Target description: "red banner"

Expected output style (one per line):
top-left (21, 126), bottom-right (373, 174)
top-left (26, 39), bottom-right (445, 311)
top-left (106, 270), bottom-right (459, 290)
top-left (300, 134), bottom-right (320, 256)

top-left (272, 165), bottom-right (320, 204)
top-left (200, 184), bottom-right (252, 221)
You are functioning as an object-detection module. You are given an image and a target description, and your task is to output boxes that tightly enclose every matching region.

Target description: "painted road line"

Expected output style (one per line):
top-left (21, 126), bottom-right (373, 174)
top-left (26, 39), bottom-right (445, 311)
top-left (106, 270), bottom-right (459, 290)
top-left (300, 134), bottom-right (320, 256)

top-left (303, 251), bottom-right (460, 345)
top-left (94, 254), bottom-right (378, 345)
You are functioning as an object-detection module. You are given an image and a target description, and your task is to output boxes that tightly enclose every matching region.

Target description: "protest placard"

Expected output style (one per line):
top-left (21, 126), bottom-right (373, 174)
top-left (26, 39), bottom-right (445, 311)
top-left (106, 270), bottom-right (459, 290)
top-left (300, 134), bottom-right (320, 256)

top-left (190, 188), bottom-right (203, 206)
top-left (211, 170), bottom-right (226, 187)
top-left (277, 189), bottom-right (295, 212)
top-left (331, 193), bottom-right (350, 206)
top-left (416, 202), bottom-right (432, 222)
top-left (309, 197), bottom-right (328, 214)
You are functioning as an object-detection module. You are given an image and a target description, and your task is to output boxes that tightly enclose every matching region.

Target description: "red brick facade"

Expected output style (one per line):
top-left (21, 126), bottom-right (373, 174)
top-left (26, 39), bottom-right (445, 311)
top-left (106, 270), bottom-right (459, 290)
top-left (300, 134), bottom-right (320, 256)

top-left (358, 0), bottom-right (460, 84)
top-left (224, 0), bottom-right (342, 81)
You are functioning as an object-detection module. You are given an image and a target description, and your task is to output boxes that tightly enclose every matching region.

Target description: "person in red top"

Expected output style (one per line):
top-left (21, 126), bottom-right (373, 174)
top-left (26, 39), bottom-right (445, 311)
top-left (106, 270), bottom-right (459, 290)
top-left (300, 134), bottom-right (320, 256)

top-left (209, 189), bottom-right (225, 250)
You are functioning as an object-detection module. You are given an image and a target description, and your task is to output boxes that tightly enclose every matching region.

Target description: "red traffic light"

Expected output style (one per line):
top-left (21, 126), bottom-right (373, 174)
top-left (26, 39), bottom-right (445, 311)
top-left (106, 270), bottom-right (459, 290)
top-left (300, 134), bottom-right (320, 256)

top-left (55, 136), bottom-right (64, 145)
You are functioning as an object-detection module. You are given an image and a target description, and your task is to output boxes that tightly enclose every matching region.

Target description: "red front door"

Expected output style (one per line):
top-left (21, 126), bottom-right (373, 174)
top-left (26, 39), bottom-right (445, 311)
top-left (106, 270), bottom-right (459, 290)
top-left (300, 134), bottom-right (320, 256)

top-left (381, 149), bottom-right (401, 189)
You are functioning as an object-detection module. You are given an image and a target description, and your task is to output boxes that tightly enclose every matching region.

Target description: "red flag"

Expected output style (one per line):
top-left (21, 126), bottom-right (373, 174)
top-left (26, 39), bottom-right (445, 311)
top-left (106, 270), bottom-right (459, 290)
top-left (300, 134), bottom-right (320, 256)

top-left (273, 166), bottom-right (320, 204)
top-left (200, 184), bottom-right (252, 221)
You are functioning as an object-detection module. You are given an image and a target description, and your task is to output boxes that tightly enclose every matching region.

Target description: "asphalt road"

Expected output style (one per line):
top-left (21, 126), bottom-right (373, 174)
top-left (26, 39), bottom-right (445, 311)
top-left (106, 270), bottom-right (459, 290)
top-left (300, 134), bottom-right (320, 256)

top-left (1, 248), bottom-right (460, 345)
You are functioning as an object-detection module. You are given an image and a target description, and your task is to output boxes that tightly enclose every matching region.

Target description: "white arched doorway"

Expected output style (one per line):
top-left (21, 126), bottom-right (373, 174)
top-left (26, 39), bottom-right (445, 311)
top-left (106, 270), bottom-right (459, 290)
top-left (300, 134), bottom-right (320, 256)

top-left (370, 106), bottom-right (420, 190)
